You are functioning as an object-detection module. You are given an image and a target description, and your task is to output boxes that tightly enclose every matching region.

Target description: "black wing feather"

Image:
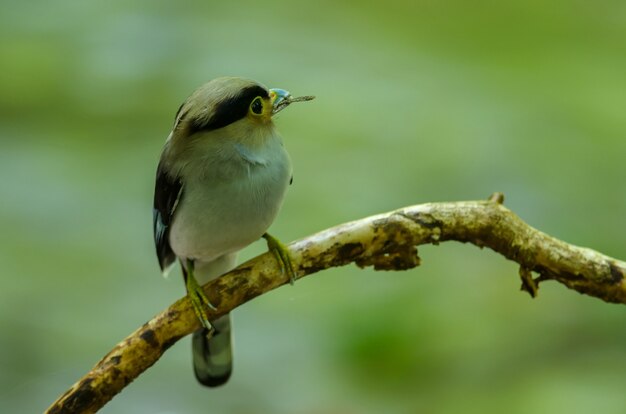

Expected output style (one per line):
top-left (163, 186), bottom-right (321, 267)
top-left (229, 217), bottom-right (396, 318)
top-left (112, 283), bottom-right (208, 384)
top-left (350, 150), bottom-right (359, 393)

top-left (153, 161), bottom-right (183, 272)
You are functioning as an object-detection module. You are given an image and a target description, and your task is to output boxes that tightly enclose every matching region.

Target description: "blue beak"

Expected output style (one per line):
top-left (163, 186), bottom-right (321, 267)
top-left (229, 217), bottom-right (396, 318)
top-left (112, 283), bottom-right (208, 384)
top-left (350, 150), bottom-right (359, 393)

top-left (270, 88), bottom-right (292, 114)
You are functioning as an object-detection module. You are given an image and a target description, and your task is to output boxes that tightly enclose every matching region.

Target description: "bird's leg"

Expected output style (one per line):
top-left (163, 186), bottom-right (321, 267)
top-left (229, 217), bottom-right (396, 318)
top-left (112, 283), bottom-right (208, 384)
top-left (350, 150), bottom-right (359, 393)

top-left (262, 233), bottom-right (297, 285)
top-left (184, 259), bottom-right (216, 335)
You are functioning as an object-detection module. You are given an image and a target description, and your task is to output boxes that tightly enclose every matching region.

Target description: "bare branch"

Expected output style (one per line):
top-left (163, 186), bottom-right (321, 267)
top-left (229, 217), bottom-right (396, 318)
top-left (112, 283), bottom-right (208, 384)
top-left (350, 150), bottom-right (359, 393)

top-left (46, 196), bottom-right (626, 413)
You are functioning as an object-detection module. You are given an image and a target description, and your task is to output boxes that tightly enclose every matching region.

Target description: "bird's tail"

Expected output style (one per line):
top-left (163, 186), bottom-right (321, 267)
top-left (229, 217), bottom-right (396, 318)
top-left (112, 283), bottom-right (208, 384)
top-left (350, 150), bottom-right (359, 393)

top-left (192, 313), bottom-right (233, 387)
top-left (190, 253), bottom-right (237, 387)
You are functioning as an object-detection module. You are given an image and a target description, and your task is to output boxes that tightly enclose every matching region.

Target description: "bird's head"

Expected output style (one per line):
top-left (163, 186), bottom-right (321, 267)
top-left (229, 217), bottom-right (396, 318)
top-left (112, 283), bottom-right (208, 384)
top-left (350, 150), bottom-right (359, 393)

top-left (171, 77), bottom-right (307, 140)
top-left (161, 77), bottom-right (313, 174)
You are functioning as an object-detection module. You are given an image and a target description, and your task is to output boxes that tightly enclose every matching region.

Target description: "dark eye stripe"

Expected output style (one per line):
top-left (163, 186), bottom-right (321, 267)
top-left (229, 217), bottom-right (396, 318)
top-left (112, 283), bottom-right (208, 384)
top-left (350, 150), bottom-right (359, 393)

top-left (188, 85), bottom-right (269, 134)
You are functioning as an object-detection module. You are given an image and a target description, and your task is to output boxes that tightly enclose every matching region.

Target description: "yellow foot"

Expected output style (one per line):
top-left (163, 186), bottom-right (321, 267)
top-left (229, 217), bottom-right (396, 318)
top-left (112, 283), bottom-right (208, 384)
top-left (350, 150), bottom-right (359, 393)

top-left (263, 233), bottom-right (297, 285)
top-left (185, 260), bottom-right (216, 334)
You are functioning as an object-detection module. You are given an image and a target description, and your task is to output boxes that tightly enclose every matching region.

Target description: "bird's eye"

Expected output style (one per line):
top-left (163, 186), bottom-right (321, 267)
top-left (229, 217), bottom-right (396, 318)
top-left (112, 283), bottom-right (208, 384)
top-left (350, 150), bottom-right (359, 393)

top-left (250, 96), bottom-right (264, 115)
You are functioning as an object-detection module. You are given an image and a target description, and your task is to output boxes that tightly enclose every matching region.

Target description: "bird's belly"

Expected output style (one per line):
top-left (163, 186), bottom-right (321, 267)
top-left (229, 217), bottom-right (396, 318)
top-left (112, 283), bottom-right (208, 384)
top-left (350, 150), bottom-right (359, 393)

top-left (169, 164), bottom-right (290, 262)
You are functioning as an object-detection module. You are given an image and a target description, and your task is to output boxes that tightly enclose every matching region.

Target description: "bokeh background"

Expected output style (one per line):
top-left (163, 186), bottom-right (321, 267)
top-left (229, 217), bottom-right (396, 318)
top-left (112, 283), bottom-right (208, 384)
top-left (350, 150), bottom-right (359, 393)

top-left (1, 1), bottom-right (625, 413)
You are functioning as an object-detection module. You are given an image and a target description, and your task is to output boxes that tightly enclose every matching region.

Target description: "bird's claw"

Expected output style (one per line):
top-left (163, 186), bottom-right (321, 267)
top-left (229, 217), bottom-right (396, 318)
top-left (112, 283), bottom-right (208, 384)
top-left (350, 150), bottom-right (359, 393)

top-left (185, 262), bottom-right (216, 334)
top-left (263, 233), bottom-right (297, 285)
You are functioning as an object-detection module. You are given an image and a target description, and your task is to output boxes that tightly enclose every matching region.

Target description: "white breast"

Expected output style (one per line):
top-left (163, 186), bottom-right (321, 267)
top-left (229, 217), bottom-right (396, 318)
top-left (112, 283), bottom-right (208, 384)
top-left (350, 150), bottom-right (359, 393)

top-left (168, 132), bottom-right (292, 264)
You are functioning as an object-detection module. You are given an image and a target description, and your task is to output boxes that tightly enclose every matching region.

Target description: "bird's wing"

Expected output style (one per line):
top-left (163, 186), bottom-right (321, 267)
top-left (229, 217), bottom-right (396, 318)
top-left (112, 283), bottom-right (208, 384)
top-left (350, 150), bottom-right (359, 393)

top-left (153, 160), bottom-right (183, 273)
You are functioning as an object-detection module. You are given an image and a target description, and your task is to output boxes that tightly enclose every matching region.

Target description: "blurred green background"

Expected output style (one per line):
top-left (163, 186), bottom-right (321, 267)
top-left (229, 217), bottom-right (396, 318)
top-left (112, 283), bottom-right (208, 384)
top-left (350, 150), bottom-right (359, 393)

top-left (1, 0), bottom-right (625, 413)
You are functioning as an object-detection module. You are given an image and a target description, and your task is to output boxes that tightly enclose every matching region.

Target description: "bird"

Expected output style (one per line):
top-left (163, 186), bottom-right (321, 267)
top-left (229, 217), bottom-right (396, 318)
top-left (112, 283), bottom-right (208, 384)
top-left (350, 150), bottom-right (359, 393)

top-left (152, 76), bottom-right (312, 387)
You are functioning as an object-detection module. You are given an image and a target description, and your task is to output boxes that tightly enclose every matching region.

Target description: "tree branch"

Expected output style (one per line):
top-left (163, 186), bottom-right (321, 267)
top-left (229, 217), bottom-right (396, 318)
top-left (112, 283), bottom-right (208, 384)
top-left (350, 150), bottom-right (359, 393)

top-left (46, 195), bottom-right (626, 413)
